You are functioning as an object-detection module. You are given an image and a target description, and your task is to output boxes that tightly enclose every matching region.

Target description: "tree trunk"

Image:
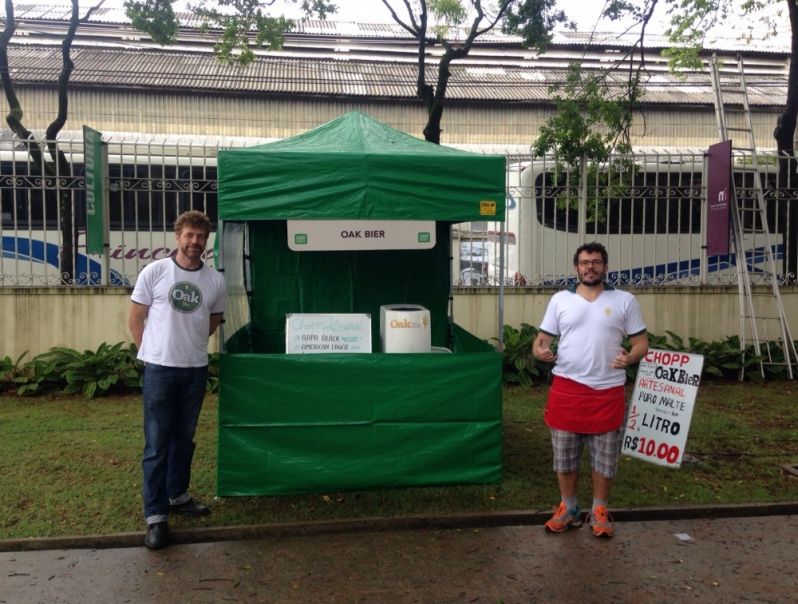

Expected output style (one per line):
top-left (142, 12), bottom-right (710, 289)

top-left (411, 1), bottom-right (504, 144)
top-left (45, 0), bottom-right (83, 283)
top-left (423, 59), bottom-right (452, 145)
top-left (1, 0), bottom-right (95, 283)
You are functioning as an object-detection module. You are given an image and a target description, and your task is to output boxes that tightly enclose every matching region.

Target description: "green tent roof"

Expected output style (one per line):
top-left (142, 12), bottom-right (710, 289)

top-left (217, 111), bottom-right (505, 222)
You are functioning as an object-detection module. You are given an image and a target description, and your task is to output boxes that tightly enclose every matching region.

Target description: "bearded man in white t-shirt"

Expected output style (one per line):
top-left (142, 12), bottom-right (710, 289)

top-left (532, 242), bottom-right (648, 539)
top-left (128, 211), bottom-right (227, 550)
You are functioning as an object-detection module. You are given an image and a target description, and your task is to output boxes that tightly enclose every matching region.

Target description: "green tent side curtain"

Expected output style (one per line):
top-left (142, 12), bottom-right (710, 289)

top-left (217, 111), bottom-right (506, 223)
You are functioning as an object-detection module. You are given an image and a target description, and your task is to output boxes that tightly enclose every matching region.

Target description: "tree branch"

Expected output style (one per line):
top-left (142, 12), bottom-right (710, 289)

top-left (0, 0), bottom-right (32, 140)
top-left (382, 0), bottom-right (421, 36)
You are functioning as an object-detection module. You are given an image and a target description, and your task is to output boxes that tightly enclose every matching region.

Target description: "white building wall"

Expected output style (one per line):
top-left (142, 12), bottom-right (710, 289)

top-left (2, 287), bottom-right (796, 359)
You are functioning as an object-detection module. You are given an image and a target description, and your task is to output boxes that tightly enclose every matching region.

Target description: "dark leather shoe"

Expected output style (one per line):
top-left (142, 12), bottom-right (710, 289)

top-left (170, 497), bottom-right (210, 517)
top-left (144, 522), bottom-right (169, 550)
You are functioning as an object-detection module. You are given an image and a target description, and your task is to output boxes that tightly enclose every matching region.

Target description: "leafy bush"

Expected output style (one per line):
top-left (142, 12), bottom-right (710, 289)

top-left (62, 342), bottom-right (141, 398)
top-left (207, 352), bottom-right (220, 393)
top-left (492, 323), bottom-right (550, 387)
top-left (496, 324), bottom-right (798, 386)
top-left (4, 343), bottom-right (222, 398)
top-left (649, 331), bottom-right (791, 382)
top-left (0, 352), bottom-right (27, 391)
top-left (13, 348), bottom-right (72, 396)
top-left (12, 343), bottom-right (140, 398)
top-left (5, 328), bottom-right (795, 398)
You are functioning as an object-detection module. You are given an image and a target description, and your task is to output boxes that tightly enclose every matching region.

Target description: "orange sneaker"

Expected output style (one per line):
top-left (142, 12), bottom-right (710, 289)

top-left (588, 505), bottom-right (614, 538)
top-left (544, 501), bottom-right (583, 533)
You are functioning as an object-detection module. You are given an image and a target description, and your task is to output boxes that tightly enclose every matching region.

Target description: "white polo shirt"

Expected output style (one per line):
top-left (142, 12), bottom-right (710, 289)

top-left (539, 284), bottom-right (647, 389)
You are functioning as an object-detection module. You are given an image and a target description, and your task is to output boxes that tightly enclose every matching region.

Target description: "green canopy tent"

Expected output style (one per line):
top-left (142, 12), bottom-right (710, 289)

top-left (216, 111), bottom-right (506, 496)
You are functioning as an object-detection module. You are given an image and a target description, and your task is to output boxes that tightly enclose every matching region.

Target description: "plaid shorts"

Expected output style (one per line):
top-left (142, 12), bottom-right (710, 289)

top-left (549, 427), bottom-right (625, 479)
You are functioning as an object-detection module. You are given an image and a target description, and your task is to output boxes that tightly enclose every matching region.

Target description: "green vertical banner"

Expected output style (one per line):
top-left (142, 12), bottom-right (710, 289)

top-left (83, 126), bottom-right (108, 255)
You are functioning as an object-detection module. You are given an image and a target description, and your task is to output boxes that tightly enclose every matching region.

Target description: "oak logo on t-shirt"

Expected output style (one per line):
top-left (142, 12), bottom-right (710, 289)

top-left (169, 281), bottom-right (203, 313)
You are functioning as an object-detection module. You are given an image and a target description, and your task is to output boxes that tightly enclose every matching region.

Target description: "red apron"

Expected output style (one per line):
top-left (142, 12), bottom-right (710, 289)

top-left (544, 376), bottom-right (626, 434)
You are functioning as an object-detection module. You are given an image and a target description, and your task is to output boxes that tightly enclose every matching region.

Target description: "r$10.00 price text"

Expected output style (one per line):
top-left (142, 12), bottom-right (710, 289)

top-left (624, 435), bottom-right (680, 464)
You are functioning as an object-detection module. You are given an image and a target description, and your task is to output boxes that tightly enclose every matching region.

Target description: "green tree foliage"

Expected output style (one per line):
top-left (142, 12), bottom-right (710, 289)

top-left (533, 64), bottom-right (638, 164)
top-left (501, 0), bottom-right (572, 49)
top-left (658, 0), bottom-right (797, 280)
top-left (125, 0), bottom-right (336, 64)
top-left (531, 62), bottom-right (642, 226)
top-left (382, 0), bottom-right (573, 143)
top-left (532, 0), bottom-right (658, 162)
top-left (633, 0), bottom-right (796, 175)
top-left (126, 1), bottom-right (573, 144)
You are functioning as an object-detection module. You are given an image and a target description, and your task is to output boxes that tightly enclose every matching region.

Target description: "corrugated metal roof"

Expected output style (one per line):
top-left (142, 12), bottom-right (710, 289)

top-left (2, 5), bottom-right (789, 107)
top-left (5, 44), bottom-right (787, 107)
top-left (6, 3), bottom-right (791, 54)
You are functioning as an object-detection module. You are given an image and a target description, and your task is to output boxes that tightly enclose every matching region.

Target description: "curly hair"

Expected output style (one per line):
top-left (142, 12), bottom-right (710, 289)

top-left (174, 210), bottom-right (211, 236)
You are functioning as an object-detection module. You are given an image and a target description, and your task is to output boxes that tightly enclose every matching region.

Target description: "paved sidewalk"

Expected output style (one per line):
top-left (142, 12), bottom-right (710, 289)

top-left (2, 512), bottom-right (796, 603)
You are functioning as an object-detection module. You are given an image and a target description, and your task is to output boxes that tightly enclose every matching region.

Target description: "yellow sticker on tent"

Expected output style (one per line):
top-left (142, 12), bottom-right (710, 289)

top-left (480, 200), bottom-right (496, 216)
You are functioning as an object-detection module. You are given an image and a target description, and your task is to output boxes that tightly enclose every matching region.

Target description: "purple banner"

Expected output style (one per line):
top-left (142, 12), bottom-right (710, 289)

top-left (707, 140), bottom-right (732, 256)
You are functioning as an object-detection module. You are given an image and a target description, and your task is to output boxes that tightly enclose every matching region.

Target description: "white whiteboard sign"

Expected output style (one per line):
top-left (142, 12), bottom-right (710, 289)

top-left (285, 313), bottom-right (372, 354)
top-left (622, 349), bottom-right (704, 468)
top-left (287, 220), bottom-right (436, 251)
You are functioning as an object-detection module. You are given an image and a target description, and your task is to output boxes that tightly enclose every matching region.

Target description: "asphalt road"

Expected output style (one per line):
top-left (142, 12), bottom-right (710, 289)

top-left (2, 511), bottom-right (797, 603)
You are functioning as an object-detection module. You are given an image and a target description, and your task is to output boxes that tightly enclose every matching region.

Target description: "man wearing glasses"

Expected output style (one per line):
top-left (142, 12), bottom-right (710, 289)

top-left (532, 241), bottom-right (648, 538)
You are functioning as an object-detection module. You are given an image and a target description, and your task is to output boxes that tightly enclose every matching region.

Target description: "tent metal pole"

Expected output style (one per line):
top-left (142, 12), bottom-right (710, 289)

top-left (216, 219), bottom-right (226, 353)
top-left (448, 223), bottom-right (455, 348)
top-left (498, 220), bottom-right (505, 348)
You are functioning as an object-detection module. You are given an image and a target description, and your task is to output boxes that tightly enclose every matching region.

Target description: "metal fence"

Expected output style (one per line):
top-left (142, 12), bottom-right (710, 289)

top-left (1, 137), bottom-right (795, 287)
top-left (456, 150), bottom-right (796, 287)
top-left (1, 134), bottom-right (229, 286)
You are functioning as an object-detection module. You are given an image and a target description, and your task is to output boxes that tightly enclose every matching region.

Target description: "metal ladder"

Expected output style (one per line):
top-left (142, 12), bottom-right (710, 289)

top-left (709, 53), bottom-right (797, 380)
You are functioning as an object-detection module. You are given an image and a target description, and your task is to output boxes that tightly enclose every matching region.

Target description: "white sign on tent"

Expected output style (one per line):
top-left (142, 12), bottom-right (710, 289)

top-left (287, 220), bottom-right (436, 251)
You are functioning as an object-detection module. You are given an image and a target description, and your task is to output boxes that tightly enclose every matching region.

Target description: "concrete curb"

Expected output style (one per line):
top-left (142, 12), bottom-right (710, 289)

top-left (2, 501), bottom-right (797, 553)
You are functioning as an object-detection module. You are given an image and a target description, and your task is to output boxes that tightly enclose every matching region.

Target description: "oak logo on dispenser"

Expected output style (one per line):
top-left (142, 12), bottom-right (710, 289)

top-left (169, 282), bottom-right (203, 313)
top-left (390, 317), bottom-right (427, 329)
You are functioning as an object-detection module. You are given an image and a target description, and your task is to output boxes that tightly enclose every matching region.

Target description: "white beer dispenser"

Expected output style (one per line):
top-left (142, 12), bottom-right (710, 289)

top-left (379, 304), bottom-right (431, 353)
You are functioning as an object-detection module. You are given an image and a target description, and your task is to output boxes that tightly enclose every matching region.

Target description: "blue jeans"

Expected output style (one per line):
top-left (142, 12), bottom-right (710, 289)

top-left (142, 363), bottom-right (208, 524)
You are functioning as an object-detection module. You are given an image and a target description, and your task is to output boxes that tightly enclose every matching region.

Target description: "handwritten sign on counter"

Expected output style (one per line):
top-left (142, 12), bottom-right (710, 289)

top-left (285, 313), bottom-right (372, 354)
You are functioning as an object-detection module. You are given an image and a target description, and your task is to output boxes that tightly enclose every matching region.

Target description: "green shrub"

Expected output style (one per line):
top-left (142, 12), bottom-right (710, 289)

top-left (12, 343), bottom-right (140, 398)
top-left (62, 342), bottom-right (141, 398)
top-left (207, 352), bottom-right (220, 393)
top-left (13, 348), bottom-right (73, 396)
top-left (496, 325), bottom-right (797, 386)
top-left (6, 329), bottom-right (795, 397)
top-left (5, 343), bottom-right (221, 398)
top-left (0, 352), bottom-right (27, 392)
top-left (492, 323), bottom-right (550, 387)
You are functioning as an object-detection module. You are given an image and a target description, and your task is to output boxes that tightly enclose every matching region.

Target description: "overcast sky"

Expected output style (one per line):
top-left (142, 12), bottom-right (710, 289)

top-left (317, 1), bottom-right (661, 32)
top-left (30, 0), bottom-right (788, 48)
top-left (317, 0), bottom-right (787, 44)
top-left (302, 0), bottom-right (619, 30)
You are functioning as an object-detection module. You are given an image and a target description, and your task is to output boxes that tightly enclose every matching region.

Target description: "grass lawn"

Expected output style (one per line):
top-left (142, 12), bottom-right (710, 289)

top-left (1, 382), bottom-right (797, 539)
